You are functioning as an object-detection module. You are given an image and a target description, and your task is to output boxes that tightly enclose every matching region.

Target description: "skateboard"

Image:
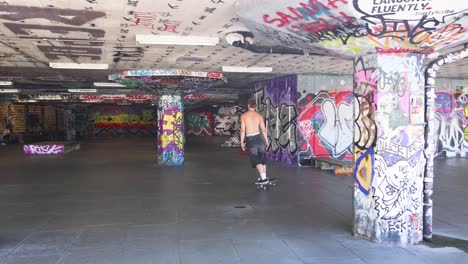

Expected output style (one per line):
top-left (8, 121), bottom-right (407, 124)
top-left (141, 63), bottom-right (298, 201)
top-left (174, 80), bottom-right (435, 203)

top-left (256, 178), bottom-right (277, 190)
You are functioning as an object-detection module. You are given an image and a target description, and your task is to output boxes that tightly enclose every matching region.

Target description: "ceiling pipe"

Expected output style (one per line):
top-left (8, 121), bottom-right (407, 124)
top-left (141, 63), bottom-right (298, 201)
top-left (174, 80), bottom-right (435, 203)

top-left (226, 31), bottom-right (321, 56)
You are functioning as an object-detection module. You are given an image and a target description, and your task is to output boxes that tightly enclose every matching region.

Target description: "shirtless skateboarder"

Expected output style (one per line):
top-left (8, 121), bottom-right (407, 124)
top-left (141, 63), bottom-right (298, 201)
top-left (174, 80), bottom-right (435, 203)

top-left (240, 98), bottom-right (271, 184)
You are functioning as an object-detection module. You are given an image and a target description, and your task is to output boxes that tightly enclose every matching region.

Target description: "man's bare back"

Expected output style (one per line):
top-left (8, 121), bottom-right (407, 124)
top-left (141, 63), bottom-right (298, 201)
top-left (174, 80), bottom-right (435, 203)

top-left (241, 111), bottom-right (263, 135)
top-left (240, 108), bottom-right (269, 151)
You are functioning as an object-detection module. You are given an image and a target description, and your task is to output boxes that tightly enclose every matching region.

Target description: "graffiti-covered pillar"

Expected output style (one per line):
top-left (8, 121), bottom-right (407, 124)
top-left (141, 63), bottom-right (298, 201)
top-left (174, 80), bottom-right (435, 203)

top-left (157, 95), bottom-right (185, 166)
top-left (353, 52), bottom-right (426, 245)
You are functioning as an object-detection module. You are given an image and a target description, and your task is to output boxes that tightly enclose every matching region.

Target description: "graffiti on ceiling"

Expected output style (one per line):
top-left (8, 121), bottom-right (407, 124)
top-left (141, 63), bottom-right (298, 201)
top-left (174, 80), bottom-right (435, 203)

top-left (238, 0), bottom-right (468, 57)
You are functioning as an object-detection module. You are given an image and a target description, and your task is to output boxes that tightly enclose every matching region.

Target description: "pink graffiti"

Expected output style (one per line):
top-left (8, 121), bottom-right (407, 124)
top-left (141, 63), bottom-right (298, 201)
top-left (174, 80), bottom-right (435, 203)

top-left (132, 12), bottom-right (158, 29)
top-left (355, 70), bottom-right (378, 88)
top-left (262, 0), bottom-right (351, 33)
top-left (184, 93), bottom-right (208, 100)
top-left (375, 47), bottom-right (434, 55)
top-left (24, 145), bottom-right (64, 155)
top-left (79, 94), bottom-right (157, 101)
top-left (159, 20), bottom-right (181, 33)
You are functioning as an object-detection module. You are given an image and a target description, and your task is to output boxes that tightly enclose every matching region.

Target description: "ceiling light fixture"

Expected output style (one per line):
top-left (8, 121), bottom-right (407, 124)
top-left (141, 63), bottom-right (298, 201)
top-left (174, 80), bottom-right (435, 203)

top-left (222, 66), bottom-right (273, 73)
top-left (50, 63), bottom-right (109, 70)
top-left (136, 35), bottom-right (219, 46)
top-left (0, 88), bottom-right (19, 93)
top-left (68, 89), bottom-right (97, 93)
top-left (94, 82), bottom-right (126, 87)
top-left (0, 81), bottom-right (13, 86)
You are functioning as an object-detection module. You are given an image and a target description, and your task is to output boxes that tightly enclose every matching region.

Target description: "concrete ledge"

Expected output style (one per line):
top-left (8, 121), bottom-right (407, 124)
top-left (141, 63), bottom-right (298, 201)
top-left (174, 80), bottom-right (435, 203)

top-left (23, 141), bottom-right (80, 155)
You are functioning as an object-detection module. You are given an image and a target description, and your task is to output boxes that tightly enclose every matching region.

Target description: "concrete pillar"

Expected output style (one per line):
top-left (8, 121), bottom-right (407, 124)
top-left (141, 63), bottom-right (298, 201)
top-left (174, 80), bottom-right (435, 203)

top-left (353, 52), bottom-right (426, 245)
top-left (157, 95), bottom-right (185, 166)
top-left (64, 109), bottom-right (74, 141)
top-left (423, 47), bottom-right (468, 241)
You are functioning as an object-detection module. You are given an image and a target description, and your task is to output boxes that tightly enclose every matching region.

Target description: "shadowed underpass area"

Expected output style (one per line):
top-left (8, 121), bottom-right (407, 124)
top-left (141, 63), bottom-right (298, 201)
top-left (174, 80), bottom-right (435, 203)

top-left (0, 138), bottom-right (467, 263)
top-left (0, 0), bottom-right (467, 263)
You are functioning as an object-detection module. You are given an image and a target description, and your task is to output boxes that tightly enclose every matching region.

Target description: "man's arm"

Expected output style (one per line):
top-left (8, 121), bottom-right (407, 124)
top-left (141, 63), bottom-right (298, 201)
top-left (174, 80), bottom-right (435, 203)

top-left (240, 114), bottom-right (246, 151)
top-left (259, 115), bottom-right (269, 149)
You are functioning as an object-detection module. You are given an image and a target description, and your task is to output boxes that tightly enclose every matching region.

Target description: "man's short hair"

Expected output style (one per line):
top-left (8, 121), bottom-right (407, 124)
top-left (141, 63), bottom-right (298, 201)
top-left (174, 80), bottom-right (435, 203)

top-left (247, 98), bottom-right (256, 108)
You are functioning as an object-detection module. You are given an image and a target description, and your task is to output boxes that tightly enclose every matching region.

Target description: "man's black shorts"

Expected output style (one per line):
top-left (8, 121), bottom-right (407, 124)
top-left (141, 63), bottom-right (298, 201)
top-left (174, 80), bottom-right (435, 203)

top-left (246, 134), bottom-right (266, 168)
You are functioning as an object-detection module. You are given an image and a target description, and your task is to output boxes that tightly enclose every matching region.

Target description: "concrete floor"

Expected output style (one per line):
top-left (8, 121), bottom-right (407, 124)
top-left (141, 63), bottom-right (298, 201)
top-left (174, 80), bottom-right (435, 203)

top-left (0, 138), bottom-right (467, 264)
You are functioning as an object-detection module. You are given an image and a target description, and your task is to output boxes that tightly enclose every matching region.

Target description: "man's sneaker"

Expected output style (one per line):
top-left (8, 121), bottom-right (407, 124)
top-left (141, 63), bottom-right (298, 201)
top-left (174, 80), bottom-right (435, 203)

top-left (255, 178), bottom-right (269, 185)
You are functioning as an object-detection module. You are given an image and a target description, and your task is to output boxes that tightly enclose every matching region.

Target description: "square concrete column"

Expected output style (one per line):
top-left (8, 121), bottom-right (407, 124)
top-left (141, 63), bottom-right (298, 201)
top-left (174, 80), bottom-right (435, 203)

top-left (353, 53), bottom-right (426, 245)
top-left (64, 109), bottom-right (74, 141)
top-left (157, 95), bottom-right (185, 166)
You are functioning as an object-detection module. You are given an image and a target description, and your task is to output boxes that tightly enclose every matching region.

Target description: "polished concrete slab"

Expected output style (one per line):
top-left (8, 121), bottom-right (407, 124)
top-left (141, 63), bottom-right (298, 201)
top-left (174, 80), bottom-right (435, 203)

top-left (0, 138), bottom-right (467, 264)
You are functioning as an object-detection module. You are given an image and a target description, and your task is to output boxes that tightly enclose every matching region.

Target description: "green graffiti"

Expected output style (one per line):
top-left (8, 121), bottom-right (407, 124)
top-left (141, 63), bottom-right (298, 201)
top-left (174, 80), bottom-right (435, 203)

top-left (187, 113), bottom-right (209, 129)
top-left (118, 78), bottom-right (144, 87)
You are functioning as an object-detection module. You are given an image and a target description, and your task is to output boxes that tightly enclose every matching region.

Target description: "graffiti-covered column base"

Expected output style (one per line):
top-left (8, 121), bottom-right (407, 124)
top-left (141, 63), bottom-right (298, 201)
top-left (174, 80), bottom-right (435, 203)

top-left (157, 95), bottom-right (185, 166)
top-left (353, 53), bottom-right (426, 245)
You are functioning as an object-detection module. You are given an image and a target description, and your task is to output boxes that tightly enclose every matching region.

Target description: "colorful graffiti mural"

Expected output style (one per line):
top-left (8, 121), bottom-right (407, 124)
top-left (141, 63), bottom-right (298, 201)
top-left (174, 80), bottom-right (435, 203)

top-left (434, 91), bottom-right (468, 157)
top-left (298, 90), bottom-right (354, 163)
top-left (238, 0), bottom-right (468, 57)
top-left (186, 111), bottom-right (213, 136)
top-left (110, 69), bottom-right (226, 95)
top-left (254, 75), bottom-right (298, 165)
top-left (353, 55), bottom-right (378, 240)
top-left (158, 95), bottom-right (184, 166)
top-left (213, 106), bottom-right (241, 136)
top-left (294, 75), bottom-right (354, 166)
top-left (88, 105), bottom-right (157, 138)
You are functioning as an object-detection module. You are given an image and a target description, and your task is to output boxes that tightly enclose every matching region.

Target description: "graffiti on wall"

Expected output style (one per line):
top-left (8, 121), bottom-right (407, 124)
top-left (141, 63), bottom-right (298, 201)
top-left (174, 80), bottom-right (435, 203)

top-left (423, 46), bottom-right (468, 240)
top-left (353, 53), bottom-right (426, 245)
top-left (254, 76), bottom-right (298, 165)
top-left (295, 75), bottom-right (353, 165)
top-left (466, 102), bottom-right (468, 151)
top-left (298, 90), bottom-right (354, 162)
top-left (353, 56), bottom-right (378, 198)
top-left (158, 95), bottom-right (184, 166)
top-left (89, 105), bottom-right (157, 138)
top-left (24, 144), bottom-right (64, 155)
top-left (214, 106), bottom-right (240, 136)
top-left (373, 127), bottom-right (425, 244)
top-left (434, 91), bottom-right (468, 157)
top-left (353, 54), bottom-right (378, 241)
top-left (186, 111), bottom-right (213, 136)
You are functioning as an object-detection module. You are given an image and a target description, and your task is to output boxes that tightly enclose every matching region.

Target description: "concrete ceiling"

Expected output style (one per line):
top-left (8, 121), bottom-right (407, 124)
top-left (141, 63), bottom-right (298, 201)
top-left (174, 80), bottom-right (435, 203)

top-left (0, 0), bottom-right (466, 103)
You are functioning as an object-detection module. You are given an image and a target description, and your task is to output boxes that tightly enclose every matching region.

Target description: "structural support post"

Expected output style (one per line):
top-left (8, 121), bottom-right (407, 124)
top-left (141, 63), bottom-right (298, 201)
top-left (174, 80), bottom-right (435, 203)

top-left (423, 46), bottom-right (468, 241)
top-left (64, 108), bottom-right (74, 141)
top-left (157, 95), bottom-right (185, 166)
top-left (353, 52), bottom-right (426, 245)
